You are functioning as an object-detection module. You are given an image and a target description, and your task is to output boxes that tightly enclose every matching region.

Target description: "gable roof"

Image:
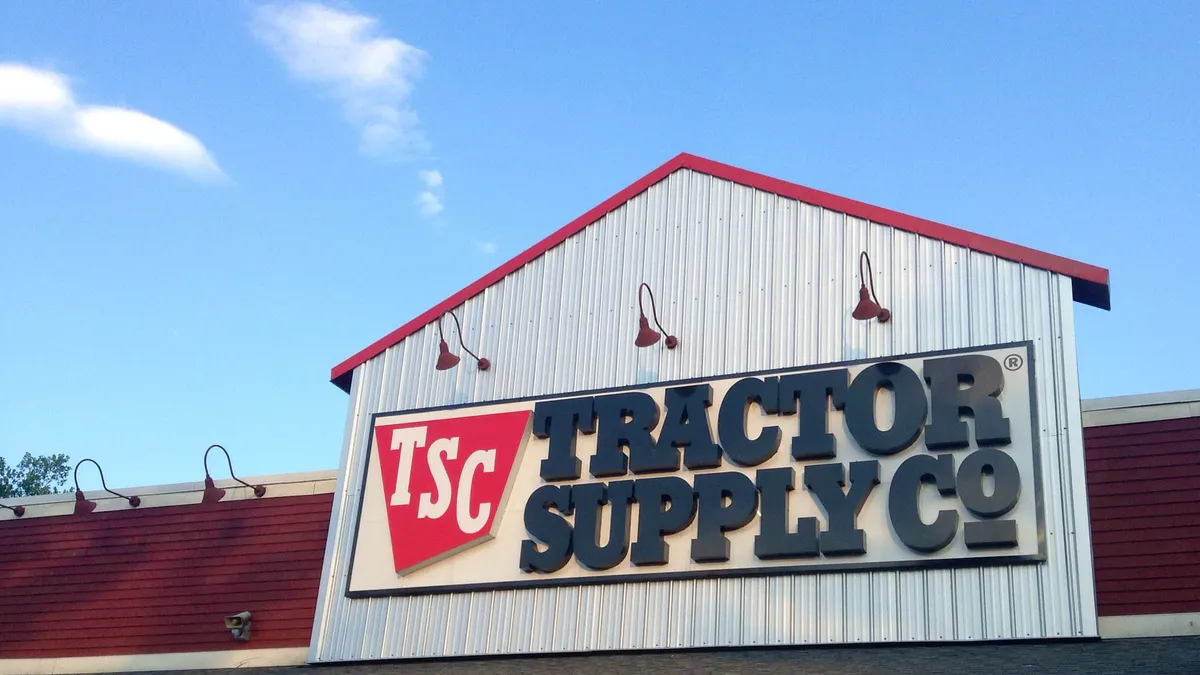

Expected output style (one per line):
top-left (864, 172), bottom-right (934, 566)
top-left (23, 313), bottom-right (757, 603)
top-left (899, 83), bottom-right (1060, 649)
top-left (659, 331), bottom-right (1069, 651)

top-left (330, 152), bottom-right (1111, 392)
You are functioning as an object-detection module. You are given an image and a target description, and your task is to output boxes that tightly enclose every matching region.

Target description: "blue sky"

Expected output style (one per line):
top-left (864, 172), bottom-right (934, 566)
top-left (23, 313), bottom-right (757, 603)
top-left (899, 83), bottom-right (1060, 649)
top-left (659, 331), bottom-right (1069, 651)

top-left (1, 2), bottom-right (1197, 490)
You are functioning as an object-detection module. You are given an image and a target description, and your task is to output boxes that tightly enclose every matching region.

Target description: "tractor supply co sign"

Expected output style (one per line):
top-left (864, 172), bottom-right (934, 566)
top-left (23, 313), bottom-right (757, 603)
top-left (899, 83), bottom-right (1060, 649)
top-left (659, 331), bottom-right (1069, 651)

top-left (345, 342), bottom-right (1045, 597)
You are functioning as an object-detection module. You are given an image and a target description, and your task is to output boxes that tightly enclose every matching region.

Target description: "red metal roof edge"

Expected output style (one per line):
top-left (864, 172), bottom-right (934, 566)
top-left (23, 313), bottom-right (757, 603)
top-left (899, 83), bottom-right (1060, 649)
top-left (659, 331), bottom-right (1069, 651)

top-left (330, 152), bottom-right (1111, 392)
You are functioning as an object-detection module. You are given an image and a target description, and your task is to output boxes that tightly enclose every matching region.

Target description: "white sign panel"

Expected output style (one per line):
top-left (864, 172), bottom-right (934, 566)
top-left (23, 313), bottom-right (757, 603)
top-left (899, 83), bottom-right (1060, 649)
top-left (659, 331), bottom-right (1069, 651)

top-left (346, 342), bottom-right (1044, 596)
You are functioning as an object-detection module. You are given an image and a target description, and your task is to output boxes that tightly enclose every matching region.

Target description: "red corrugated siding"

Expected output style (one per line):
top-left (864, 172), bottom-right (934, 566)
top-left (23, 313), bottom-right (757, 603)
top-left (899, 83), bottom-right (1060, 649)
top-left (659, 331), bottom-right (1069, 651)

top-left (0, 493), bottom-right (332, 658)
top-left (1085, 416), bottom-right (1200, 617)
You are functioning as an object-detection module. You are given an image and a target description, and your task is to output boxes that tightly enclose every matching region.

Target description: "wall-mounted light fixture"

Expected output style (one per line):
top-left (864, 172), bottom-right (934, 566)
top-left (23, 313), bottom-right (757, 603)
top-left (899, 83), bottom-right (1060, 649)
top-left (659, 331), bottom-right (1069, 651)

top-left (73, 458), bottom-right (141, 515)
top-left (202, 444), bottom-right (266, 504)
top-left (0, 503), bottom-right (25, 518)
top-left (435, 310), bottom-right (490, 371)
top-left (224, 611), bottom-right (252, 641)
top-left (852, 251), bottom-right (891, 323)
top-left (635, 282), bottom-right (678, 349)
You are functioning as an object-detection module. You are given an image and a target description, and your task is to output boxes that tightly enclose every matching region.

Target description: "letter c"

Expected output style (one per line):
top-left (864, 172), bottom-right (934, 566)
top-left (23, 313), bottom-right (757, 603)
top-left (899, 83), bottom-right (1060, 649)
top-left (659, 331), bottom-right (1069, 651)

top-left (457, 448), bottom-right (496, 535)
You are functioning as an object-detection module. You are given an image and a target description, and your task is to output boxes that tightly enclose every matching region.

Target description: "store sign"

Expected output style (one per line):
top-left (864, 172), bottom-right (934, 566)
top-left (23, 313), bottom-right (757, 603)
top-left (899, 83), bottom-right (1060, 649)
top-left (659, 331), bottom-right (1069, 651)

top-left (345, 342), bottom-right (1044, 597)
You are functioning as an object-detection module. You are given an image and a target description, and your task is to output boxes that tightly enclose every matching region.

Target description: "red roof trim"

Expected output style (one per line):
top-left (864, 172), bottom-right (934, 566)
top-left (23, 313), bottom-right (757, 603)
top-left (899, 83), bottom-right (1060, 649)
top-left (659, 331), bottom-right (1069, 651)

top-left (330, 152), bottom-right (1110, 391)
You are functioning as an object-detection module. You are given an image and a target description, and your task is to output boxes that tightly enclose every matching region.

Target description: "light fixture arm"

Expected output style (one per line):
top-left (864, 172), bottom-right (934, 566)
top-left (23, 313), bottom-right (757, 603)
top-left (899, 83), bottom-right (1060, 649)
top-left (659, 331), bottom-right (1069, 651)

top-left (858, 251), bottom-right (881, 303)
top-left (0, 502), bottom-right (24, 517)
top-left (855, 251), bottom-right (891, 324)
top-left (637, 282), bottom-right (679, 348)
top-left (438, 311), bottom-right (490, 370)
top-left (637, 282), bottom-right (668, 334)
top-left (203, 445), bottom-right (266, 498)
top-left (74, 458), bottom-right (140, 507)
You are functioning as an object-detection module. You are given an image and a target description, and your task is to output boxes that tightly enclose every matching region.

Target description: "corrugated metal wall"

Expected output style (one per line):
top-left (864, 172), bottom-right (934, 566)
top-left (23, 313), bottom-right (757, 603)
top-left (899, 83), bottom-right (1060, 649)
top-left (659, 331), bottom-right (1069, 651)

top-left (309, 168), bottom-right (1098, 662)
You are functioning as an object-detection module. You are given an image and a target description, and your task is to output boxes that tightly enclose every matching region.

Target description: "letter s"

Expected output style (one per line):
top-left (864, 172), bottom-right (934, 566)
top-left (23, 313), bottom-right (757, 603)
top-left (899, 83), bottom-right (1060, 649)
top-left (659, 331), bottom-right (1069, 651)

top-left (417, 436), bottom-right (458, 519)
top-left (456, 448), bottom-right (496, 534)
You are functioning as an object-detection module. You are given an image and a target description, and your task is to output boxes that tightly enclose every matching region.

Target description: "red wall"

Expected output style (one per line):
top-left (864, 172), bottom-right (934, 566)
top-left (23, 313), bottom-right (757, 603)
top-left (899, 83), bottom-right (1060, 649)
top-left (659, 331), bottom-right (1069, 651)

top-left (0, 493), bottom-right (332, 659)
top-left (1086, 415), bottom-right (1200, 617)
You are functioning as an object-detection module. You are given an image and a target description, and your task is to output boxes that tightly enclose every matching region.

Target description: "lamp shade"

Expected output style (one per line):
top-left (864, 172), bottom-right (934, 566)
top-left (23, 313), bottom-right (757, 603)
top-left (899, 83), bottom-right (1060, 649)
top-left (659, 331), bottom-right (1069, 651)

top-left (202, 475), bottom-right (227, 504)
top-left (73, 490), bottom-right (97, 516)
top-left (634, 315), bottom-right (661, 347)
top-left (436, 339), bottom-right (461, 370)
top-left (852, 284), bottom-right (882, 320)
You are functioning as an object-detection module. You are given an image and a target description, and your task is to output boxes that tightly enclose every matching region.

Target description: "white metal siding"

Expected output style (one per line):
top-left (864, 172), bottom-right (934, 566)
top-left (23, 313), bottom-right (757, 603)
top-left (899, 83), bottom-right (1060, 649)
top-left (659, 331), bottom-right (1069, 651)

top-left (308, 169), bottom-right (1098, 662)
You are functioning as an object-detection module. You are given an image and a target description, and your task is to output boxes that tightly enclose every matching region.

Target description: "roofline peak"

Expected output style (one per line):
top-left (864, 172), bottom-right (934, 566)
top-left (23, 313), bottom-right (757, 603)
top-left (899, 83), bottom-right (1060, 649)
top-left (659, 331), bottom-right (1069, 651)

top-left (330, 152), bottom-right (1109, 392)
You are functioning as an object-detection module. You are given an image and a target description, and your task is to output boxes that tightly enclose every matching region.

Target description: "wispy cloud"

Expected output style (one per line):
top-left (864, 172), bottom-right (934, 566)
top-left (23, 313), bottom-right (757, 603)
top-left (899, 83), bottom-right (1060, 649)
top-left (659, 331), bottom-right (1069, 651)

top-left (0, 63), bottom-right (223, 180)
top-left (417, 190), bottom-right (443, 216)
top-left (419, 168), bottom-right (442, 187)
top-left (474, 240), bottom-right (498, 255)
top-left (415, 167), bottom-right (444, 217)
top-left (253, 2), bottom-right (429, 158)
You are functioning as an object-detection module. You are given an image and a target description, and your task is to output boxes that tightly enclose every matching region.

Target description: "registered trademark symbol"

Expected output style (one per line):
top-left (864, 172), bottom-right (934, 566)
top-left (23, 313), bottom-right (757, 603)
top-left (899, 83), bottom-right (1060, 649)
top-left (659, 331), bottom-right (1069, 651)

top-left (1004, 354), bottom-right (1024, 371)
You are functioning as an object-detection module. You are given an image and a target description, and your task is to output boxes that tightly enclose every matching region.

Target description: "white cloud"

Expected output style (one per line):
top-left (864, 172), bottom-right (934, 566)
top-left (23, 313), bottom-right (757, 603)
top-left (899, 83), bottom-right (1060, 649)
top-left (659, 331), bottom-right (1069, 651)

top-left (415, 169), bottom-right (444, 215)
top-left (253, 2), bottom-right (429, 157)
top-left (0, 63), bottom-right (222, 180)
top-left (417, 190), bottom-right (443, 216)
top-left (474, 240), bottom-right (498, 255)
top-left (419, 168), bottom-right (442, 187)
top-left (0, 65), bottom-right (73, 115)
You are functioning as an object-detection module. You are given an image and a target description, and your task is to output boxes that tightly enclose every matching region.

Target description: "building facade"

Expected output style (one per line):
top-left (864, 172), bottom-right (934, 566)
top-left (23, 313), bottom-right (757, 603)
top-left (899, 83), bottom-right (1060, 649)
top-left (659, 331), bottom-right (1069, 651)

top-left (2, 154), bottom-right (1197, 674)
top-left (310, 153), bottom-right (1106, 661)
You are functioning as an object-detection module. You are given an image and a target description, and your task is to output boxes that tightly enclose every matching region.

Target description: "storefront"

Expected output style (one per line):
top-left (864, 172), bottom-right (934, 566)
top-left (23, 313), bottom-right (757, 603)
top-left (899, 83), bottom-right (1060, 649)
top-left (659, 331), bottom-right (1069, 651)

top-left (2, 153), bottom-right (1196, 674)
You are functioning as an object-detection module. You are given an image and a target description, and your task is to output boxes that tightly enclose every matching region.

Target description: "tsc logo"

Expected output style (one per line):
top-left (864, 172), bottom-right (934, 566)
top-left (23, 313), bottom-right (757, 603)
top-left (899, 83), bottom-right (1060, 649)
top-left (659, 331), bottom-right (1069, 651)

top-left (373, 410), bottom-right (532, 575)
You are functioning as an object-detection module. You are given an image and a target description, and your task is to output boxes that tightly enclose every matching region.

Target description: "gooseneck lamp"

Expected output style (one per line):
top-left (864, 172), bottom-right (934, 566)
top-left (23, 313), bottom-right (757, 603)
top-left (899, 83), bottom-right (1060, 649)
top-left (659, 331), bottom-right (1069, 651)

top-left (203, 444), bottom-right (266, 504)
top-left (634, 282), bottom-right (678, 349)
top-left (73, 458), bottom-right (141, 515)
top-left (852, 251), bottom-right (891, 323)
top-left (435, 310), bottom-right (490, 372)
top-left (0, 502), bottom-right (24, 518)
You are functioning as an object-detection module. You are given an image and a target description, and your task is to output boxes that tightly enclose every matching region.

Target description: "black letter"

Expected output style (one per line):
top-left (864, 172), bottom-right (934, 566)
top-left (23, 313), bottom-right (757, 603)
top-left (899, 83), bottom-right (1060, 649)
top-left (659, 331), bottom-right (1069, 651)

top-left (571, 480), bottom-right (635, 570)
top-left (534, 397), bottom-right (596, 481)
top-left (591, 392), bottom-right (662, 477)
top-left (719, 377), bottom-right (782, 467)
top-left (778, 369), bottom-right (848, 460)
top-left (691, 472), bottom-right (758, 562)
top-left (924, 354), bottom-right (1012, 449)
top-left (804, 461), bottom-right (880, 555)
top-left (888, 454), bottom-right (958, 553)
top-left (631, 477), bottom-right (697, 565)
top-left (957, 448), bottom-right (1021, 549)
top-left (754, 467), bottom-right (819, 559)
top-left (658, 384), bottom-right (723, 470)
top-left (845, 363), bottom-right (927, 456)
top-left (519, 485), bottom-right (575, 573)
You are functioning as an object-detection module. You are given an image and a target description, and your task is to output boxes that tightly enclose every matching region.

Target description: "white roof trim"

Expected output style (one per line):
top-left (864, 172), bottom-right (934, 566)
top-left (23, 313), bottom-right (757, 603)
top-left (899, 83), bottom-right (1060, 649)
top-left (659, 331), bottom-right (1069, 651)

top-left (0, 646), bottom-right (307, 674)
top-left (1082, 389), bottom-right (1200, 412)
top-left (1082, 389), bottom-right (1200, 428)
top-left (0, 469), bottom-right (337, 521)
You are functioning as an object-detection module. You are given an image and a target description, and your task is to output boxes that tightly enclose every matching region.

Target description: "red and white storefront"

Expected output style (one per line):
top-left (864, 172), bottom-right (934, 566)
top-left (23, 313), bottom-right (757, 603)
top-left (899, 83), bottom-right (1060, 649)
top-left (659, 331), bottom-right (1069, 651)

top-left (1, 154), bottom-right (1196, 674)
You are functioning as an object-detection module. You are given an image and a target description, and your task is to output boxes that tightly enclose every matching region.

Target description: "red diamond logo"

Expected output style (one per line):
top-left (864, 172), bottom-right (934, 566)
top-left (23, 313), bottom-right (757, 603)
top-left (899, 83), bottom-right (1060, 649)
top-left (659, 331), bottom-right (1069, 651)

top-left (373, 410), bottom-right (532, 576)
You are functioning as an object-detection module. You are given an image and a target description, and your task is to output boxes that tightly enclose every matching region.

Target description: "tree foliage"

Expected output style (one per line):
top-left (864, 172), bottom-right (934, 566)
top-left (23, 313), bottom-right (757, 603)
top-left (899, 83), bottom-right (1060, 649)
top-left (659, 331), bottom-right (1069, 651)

top-left (0, 453), bottom-right (71, 498)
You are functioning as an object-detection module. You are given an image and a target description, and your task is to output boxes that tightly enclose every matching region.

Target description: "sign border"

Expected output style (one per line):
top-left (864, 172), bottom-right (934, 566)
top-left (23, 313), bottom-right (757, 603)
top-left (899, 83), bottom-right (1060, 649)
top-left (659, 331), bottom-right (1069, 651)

top-left (342, 340), bottom-right (1046, 599)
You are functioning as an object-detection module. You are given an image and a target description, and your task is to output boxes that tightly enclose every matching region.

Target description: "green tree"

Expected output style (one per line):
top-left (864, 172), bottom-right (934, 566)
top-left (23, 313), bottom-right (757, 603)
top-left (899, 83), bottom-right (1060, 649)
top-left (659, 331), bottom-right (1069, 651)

top-left (0, 453), bottom-right (71, 498)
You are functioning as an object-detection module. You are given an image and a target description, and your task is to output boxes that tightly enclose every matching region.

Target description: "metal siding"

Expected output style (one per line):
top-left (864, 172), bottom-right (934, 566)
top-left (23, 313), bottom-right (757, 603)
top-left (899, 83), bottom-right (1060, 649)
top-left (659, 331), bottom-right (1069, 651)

top-left (871, 570), bottom-right (899, 643)
top-left (309, 169), bottom-right (1098, 662)
top-left (666, 579), bottom-right (692, 649)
